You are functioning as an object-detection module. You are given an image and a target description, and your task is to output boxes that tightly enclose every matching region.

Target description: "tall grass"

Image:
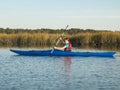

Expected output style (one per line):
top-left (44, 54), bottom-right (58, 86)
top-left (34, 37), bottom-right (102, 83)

top-left (70, 32), bottom-right (120, 50)
top-left (0, 32), bottom-right (120, 50)
top-left (0, 33), bottom-right (60, 47)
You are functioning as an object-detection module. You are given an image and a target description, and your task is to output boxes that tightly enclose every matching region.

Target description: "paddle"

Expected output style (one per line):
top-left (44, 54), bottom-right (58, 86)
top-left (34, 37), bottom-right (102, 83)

top-left (50, 25), bottom-right (69, 53)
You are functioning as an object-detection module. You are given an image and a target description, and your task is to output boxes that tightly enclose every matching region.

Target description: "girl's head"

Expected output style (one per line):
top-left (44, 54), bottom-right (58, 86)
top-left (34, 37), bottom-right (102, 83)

top-left (65, 38), bottom-right (69, 44)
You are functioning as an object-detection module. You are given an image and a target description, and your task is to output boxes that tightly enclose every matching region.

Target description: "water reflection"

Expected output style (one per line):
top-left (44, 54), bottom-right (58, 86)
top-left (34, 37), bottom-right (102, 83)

top-left (60, 57), bottom-right (73, 90)
top-left (62, 57), bottom-right (72, 75)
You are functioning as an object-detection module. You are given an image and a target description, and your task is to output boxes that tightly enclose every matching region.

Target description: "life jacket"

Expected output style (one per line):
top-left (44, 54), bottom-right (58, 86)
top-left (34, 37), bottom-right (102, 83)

top-left (64, 42), bottom-right (72, 51)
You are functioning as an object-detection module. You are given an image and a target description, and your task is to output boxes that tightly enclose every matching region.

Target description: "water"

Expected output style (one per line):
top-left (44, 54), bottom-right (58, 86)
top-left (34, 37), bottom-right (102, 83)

top-left (0, 48), bottom-right (120, 90)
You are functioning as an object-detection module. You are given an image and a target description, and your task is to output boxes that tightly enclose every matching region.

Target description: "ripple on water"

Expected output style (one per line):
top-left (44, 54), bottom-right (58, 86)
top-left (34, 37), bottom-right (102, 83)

top-left (0, 49), bottom-right (120, 90)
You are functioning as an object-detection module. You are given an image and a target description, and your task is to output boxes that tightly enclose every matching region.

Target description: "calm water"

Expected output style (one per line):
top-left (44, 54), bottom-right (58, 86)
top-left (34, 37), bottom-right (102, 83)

top-left (0, 48), bottom-right (120, 90)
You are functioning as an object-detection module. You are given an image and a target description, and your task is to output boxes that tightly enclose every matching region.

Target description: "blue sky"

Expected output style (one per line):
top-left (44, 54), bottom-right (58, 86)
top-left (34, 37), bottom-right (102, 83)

top-left (0, 0), bottom-right (120, 30)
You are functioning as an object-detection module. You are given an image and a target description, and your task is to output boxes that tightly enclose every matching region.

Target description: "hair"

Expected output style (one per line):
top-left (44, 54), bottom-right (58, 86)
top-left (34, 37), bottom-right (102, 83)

top-left (64, 38), bottom-right (69, 41)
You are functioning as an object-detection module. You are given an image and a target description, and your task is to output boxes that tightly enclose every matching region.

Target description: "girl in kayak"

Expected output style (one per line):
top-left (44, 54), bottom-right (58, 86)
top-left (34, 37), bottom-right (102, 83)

top-left (54, 38), bottom-right (72, 51)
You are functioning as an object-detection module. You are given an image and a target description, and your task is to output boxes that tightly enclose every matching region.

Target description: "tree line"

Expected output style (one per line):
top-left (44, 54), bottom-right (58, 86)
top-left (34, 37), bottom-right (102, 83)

top-left (0, 28), bottom-right (112, 34)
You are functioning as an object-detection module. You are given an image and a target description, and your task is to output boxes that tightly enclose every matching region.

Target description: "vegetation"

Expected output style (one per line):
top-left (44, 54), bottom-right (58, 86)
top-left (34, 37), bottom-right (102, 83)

top-left (0, 28), bottom-right (120, 50)
top-left (70, 32), bottom-right (120, 50)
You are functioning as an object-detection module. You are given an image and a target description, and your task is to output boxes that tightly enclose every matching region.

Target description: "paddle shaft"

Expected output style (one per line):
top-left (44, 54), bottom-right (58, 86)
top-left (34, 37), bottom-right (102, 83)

top-left (51, 25), bottom-right (69, 53)
top-left (55, 25), bottom-right (69, 46)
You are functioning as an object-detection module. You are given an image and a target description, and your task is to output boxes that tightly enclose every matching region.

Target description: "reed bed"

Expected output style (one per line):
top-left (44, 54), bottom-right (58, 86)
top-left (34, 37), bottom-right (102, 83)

top-left (70, 32), bottom-right (120, 50)
top-left (0, 32), bottom-right (120, 50)
top-left (0, 33), bottom-right (60, 47)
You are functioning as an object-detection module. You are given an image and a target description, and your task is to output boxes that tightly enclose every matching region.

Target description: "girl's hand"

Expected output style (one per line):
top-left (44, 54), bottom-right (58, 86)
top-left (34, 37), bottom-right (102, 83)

top-left (54, 47), bottom-right (57, 49)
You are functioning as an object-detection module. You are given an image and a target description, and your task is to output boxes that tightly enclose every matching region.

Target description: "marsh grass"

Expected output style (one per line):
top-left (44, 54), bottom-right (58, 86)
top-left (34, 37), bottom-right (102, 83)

top-left (70, 32), bottom-right (120, 50)
top-left (0, 32), bottom-right (120, 50)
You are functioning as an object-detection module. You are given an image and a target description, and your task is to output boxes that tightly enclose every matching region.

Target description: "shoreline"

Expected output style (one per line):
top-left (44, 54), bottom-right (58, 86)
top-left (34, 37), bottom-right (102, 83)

top-left (0, 46), bottom-right (119, 52)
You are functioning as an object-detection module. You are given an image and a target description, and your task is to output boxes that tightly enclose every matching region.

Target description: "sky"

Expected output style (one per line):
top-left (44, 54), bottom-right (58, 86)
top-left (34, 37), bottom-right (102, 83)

top-left (0, 0), bottom-right (120, 30)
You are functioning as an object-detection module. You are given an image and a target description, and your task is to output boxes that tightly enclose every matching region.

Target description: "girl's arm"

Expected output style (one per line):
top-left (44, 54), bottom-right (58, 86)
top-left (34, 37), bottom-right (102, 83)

top-left (54, 46), bottom-right (66, 50)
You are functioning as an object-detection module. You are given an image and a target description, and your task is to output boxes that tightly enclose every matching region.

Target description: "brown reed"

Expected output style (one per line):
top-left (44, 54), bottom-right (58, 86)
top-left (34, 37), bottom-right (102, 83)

top-left (0, 32), bottom-right (120, 50)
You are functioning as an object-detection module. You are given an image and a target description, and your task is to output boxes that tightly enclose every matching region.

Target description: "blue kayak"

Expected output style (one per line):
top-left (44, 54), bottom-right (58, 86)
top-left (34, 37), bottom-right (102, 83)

top-left (10, 49), bottom-right (116, 57)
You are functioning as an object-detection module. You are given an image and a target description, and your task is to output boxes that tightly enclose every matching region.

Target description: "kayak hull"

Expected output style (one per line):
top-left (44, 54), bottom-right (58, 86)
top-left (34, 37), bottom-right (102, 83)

top-left (10, 49), bottom-right (116, 57)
